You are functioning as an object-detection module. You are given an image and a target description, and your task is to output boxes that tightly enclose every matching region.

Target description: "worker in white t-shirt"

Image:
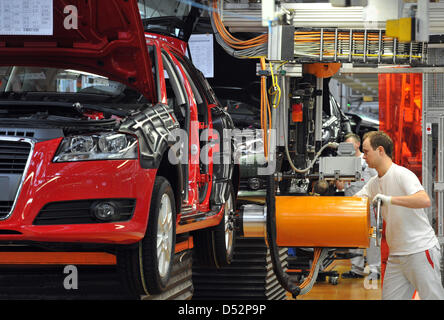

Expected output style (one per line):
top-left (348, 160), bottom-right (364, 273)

top-left (355, 131), bottom-right (444, 300)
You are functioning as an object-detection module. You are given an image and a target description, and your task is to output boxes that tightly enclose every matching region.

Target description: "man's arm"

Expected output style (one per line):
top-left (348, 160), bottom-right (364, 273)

top-left (375, 190), bottom-right (431, 209)
top-left (391, 190), bottom-right (431, 208)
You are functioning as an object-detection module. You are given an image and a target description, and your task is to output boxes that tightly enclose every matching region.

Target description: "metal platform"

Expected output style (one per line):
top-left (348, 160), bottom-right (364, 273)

top-left (0, 238), bottom-right (288, 300)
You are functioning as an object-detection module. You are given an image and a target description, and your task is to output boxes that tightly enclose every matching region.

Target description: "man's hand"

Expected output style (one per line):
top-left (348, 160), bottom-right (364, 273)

top-left (373, 193), bottom-right (392, 206)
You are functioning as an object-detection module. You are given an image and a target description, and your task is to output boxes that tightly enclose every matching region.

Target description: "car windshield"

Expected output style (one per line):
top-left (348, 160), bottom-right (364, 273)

top-left (0, 66), bottom-right (144, 104)
top-left (138, 0), bottom-right (191, 19)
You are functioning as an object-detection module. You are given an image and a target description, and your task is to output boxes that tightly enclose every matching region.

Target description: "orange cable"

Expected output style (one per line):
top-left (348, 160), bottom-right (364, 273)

top-left (211, 0), bottom-right (267, 50)
top-left (260, 57), bottom-right (269, 160)
top-left (298, 248), bottom-right (322, 289)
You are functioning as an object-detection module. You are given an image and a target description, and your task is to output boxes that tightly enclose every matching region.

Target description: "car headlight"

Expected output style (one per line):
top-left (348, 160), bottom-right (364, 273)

top-left (53, 133), bottom-right (138, 162)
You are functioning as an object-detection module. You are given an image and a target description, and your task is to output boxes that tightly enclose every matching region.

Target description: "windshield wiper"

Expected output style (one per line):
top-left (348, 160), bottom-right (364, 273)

top-left (0, 100), bottom-right (130, 117)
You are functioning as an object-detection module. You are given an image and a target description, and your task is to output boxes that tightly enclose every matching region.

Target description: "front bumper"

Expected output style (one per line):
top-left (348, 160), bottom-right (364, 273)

top-left (0, 138), bottom-right (156, 245)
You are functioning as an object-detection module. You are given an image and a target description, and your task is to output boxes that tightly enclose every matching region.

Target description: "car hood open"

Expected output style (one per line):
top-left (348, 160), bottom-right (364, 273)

top-left (0, 0), bottom-right (155, 101)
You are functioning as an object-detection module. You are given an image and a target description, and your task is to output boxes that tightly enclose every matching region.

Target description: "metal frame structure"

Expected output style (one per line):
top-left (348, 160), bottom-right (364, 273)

top-left (262, 2), bottom-right (444, 292)
top-left (214, 0), bottom-right (444, 295)
top-left (422, 47), bottom-right (444, 277)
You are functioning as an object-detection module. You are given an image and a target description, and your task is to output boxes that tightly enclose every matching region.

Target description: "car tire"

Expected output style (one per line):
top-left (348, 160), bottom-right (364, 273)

top-left (117, 176), bottom-right (176, 296)
top-left (193, 183), bottom-right (236, 268)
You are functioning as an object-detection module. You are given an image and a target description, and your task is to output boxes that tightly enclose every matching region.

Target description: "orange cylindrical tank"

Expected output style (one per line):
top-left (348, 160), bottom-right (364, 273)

top-left (276, 196), bottom-right (371, 248)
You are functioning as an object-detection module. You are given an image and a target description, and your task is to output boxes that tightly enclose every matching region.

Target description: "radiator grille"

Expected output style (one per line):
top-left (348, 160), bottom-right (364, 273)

top-left (0, 140), bottom-right (32, 174)
top-left (0, 130), bottom-right (34, 138)
top-left (0, 138), bottom-right (33, 219)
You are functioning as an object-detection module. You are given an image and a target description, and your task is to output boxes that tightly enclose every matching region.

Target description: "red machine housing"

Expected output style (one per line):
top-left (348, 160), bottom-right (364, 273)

top-left (378, 72), bottom-right (423, 282)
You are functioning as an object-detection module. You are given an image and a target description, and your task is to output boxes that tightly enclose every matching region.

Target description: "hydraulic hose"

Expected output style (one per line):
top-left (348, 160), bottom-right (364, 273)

top-left (266, 174), bottom-right (301, 298)
top-left (266, 174), bottom-right (331, 298)
top-left (284, 140), bottom-right (339, 174)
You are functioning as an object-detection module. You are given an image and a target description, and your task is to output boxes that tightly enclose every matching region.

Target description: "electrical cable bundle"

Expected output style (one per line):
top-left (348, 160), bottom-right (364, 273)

top-left (209, 0), bottom-right (268, 59)
top-left (293, 30), bottom-right (424, 61)
top-left (209, 0), bottom-right (273, 157)
top-left (259, 57), bottom-right (271, 160)
top-left (298, 248), bottom-right (330, 295)
top-left (209, 0), bottom-right (425, 62)
top-left (209, 0), bottom-right (273, 159)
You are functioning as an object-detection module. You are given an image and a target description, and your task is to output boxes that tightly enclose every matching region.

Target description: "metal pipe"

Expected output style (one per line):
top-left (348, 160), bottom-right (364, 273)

top-left (439, 117), bottom-right (444, 238)
top-left (334, 28), bottom-right (338, 62)
top-left (314, 77), bottom-right (323, 146)
top-left (378, 30), bottom-right (382, 64)
top-left (239, 204), bottom-right (267, 238)
top-left (320, 28), bottom-right (324, 61)
top-left (348, 29), bottom-right (353, 63)
top-left (363, 29), bottom-right (368, 63)
top-left (393, 37), bottom-right (397, 65)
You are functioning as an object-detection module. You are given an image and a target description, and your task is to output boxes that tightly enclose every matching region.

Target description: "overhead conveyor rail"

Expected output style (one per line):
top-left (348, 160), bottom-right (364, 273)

top-left (214, 1), bottom-right (427, 65)
top-left (221, 1), bottom-right (444, 35)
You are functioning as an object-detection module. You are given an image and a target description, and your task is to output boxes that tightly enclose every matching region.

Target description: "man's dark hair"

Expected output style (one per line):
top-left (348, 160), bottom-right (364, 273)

top-left (344, 132), bottom-right (361, 144)
top-left (363, 131), bottom-right (393, 158)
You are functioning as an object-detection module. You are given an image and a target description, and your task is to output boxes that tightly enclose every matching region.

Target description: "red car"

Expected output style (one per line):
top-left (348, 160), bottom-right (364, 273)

top-left (0, 0), bottom-right (237, 296)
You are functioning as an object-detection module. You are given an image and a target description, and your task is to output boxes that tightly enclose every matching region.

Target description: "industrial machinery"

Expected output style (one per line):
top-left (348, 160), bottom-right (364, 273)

top-left (206, 0), bottom-right (444, 297)
top-left (0, 0), bottom-right (442, 300)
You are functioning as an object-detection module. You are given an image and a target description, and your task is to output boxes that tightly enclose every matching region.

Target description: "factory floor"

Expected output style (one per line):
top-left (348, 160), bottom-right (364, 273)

top-left (287, 259), bottom-right (382, 300)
